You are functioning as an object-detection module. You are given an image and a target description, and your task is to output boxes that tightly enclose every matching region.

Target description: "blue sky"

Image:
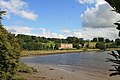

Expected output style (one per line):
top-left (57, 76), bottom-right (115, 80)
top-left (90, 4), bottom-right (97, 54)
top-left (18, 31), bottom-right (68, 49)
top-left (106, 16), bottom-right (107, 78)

top-left (1, 0), bottom-right (120, 39)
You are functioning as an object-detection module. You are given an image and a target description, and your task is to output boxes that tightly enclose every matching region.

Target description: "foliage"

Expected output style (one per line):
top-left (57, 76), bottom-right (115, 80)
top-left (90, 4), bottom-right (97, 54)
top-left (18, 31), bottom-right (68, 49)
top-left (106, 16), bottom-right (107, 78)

top-left (17, 35), bottom-right (87, 50)
top-left (105, 0), bottom-right (120, 76)
top-left (107, 50), bottom-right (120, 76)
top-left (16, 33), bottom-right (120, 50)
top-left (95, 42), bottom-right (106, 50)
top-left (105, 39), bottom-right (111, 43)
top-left (12, 76), bottom-right (25, 80)
top-left (73, 43), bottom-right (81, 49)
top-left (106, 42), bottom-right (116, 48)
top-left (98, 37), bottom-right (104, 42)
top-left (18, 63), bottom-right (37, 73)
top-left (0, 10), bottom-right (6, 24)
top-left (91, 38), bottom-right (97, 42)
top-left (105, 0), bottom-right (120, 14)
top-left (115, 38), bottom-right (120, 46)
top-left (0, 10), bottom-right (20, 79)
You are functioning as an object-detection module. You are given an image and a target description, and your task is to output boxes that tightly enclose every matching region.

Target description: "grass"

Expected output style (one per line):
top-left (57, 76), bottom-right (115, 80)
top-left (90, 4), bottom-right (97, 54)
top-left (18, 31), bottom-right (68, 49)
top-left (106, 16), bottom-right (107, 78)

top-left (13, 63), bottom-right (37, 80)
top-left (21, 49), bottom-right (100, 56)
top-left (18, 63), bottom-right (37, 73)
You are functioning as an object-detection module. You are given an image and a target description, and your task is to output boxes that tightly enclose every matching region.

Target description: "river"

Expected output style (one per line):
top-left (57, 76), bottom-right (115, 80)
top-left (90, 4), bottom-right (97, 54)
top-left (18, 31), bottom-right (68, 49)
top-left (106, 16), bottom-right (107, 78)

top-left (21, 51), bottom-right (113, 73)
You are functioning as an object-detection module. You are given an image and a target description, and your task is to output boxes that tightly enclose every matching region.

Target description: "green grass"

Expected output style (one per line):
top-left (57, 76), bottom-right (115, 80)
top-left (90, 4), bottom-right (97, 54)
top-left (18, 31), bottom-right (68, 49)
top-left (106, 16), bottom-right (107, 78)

top-left (21, 49), bottom-right (100, 56)
top-left (12, 76), bottom-right (25, 80)
top-left (18, 63), bottom-right (37, 73)
top-left (12, 63), bottom-right (38, 80)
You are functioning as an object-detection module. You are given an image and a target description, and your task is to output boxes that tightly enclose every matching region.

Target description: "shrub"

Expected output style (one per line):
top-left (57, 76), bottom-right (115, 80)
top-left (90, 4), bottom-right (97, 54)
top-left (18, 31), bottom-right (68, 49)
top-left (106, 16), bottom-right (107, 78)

top-left (0, 11), bottom-right (20, 79)
top-left (95, 42), bottom-right (106, 50)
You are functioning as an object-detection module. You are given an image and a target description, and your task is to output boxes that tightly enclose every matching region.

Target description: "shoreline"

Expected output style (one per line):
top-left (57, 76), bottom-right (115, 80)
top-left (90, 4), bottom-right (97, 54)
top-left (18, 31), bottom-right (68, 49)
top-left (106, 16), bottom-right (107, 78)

top-left (21, 63), bottom-right (120, 80)
top-left (21, 48), bottom-right (120, 57)
top-left (21, 49), bottom-right (100, 57)
top-left (21, 49), bottom-right (120, 80)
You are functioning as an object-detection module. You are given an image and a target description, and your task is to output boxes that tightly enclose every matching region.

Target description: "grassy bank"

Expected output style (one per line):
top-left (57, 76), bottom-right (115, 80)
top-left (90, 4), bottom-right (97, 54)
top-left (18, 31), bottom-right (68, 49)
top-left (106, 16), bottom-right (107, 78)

top-left (21, 49), bottom-right (100, 56)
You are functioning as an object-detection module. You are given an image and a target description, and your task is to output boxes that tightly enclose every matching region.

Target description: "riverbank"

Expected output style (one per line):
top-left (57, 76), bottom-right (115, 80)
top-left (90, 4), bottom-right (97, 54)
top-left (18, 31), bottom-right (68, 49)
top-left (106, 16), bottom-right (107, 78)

top-left (21, 48), bottom-right (120, 56)
top-left (21, 49), bottom-right (99, 56)
top-left (21, 63), bottom-right (120, 80)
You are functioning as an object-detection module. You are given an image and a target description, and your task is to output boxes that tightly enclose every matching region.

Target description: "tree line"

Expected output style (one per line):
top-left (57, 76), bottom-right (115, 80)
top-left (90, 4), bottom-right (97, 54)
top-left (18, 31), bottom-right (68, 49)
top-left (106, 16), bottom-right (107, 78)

top-left (15, 34), bottom-right (120, 50)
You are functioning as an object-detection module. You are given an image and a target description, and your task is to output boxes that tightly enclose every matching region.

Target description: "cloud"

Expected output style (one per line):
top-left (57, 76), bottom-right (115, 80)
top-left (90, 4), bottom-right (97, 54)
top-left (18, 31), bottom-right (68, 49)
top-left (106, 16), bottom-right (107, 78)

top-left (81, 4), bottom-right (119, 28)
top-left (81, 28), bottom-right (119, 40)
top-left (5, 26), bottom-right (119, 40)
top-left (79, 0), bottom-right (106, 5)
top-left (79, 0), bottom-right (95, 4)
top-left (5, 26), bottom-right (65, 38)
top-left (5, 26), bottom-right (33, 35)
top-left (80, 0), bottom-right (120, 28)
top-left (0, 0), bottom-right (38, 20)
top-left (61, 29), bottom-right (83, 38)
top-left (61, 28), bottom-right (119, 40)
top-left (39, 27), bottom-right (66, 39)
top-left (78, 0), bottom-right (120, 39)
top-left (61, 29), bottom-right (71, 34)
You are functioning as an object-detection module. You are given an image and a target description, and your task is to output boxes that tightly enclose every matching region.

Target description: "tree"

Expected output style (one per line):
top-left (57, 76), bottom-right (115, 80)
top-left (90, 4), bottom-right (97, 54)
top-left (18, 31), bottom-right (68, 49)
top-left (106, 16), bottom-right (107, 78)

top-left (105, 39), bottom-right (111, 43)
top-left (0, 10), bottom-right (6, 24)
top-left (91, 38), bottom-right (97, 42)
top-left (105, 0), bottom-right (120, 76)
top-left (98, 37), bottom-right (104, 42)
top-left (0, 10), bottom-right (20, 79)
top-left (95, 42), bottom-right (106, 50)
top-left (115, 38), bottom-right (120, 46)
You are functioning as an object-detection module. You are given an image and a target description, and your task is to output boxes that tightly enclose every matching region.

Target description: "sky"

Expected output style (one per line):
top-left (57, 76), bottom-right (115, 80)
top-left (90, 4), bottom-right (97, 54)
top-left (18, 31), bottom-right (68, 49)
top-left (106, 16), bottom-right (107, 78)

top-left (0, 0), bottom-right (120, 40)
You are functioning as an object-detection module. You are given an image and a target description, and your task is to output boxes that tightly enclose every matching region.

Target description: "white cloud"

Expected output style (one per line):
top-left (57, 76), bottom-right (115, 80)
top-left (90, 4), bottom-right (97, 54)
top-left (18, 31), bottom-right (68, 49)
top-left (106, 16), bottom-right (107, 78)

top-left (5, 26), bottom-right (33, 35)
top-left (79, 0), bottom-right (95, 4)
top-left (79, 0), bottom-right (106, 5)
top-left (39, 27), bottom-right (66, 39)
top-left (81, 28), bottom-right (119, 40)
top-left (78, 0), bottom-right (120, 39)
top-left (61, 29), bottom-right (71, 34)
top-left (61, 28), bottom-right (119, 40)
top-left (20, 10), bottom-right (38, 20)
top-left (5, 26), bottom-right (65, 38)
top-left (61, 29), bottom-right (83, 38)
top-left (4, 26), bottom-right (119, 40)
top-left (80, 0), bottom-right (120, 28)
top-left (0, 0), bottom-right (38, 20)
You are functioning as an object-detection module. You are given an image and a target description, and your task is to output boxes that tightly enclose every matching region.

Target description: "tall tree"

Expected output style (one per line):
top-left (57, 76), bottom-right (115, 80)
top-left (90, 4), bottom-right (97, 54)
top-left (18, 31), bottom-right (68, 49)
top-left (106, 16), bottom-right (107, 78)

top-left (0, 10), bottom-right (20, 79)
top-left (105, 38), bottom-right (111, 43)
top-left (98, 37), bottom-right (104, 42)
top-left (105, 0), bottom-right (120, 76)
top-left (91, 38), bottom-right (98, 42)
top-left (105, 0), bottom-right (120, 36)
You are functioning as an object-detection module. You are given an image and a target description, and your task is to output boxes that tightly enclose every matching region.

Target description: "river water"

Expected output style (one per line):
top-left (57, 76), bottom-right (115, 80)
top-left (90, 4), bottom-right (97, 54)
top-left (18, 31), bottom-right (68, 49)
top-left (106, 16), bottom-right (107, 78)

top-left (21, 51), bottom-right (114, 73)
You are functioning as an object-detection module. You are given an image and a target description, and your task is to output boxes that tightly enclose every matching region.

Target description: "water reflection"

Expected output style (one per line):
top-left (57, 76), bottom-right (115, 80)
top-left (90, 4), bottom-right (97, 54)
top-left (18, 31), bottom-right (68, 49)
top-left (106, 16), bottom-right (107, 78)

top-left (21, 51), bottom-right (112, 71)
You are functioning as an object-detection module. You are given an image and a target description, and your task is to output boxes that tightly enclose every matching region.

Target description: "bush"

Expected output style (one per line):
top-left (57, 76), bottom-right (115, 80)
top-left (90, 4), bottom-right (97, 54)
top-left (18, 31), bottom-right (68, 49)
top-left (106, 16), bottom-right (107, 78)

top-left (107, 50), bottom-right (120, 76)
top-left (0, 25), bottom-right (21, 79)
top-left (12, 76), bottom-right (26, 80)
top-left (0, 11), bottom-right (20, 79)
top-left (95, 42), bottom-right (106, 50)
top-left (18, 63), bottom-right (37, 73)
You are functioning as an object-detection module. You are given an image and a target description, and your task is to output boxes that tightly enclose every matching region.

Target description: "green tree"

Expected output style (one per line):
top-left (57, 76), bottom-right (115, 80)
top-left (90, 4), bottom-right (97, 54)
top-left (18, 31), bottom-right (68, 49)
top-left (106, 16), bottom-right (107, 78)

top-left (105, 38), bottom-right (111, 43)
top-left (95, 42), bottom-right (106, 50)
top-left (98, 37), bottom-right (104, 42)
top-left (115, 38), bottom-right (120, 46)
top-left (0, 10), bottom-right (20, 79)
top-left (105, 0), bottom-right (120, 76)
top-left (91, 38), bottom-right (98, 42)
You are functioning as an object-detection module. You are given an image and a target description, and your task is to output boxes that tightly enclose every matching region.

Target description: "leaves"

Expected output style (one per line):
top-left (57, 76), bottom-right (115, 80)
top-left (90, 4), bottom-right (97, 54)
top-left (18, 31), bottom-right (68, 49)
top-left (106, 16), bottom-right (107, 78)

top-left (107, 50), bottom-right (120, 76)
top-left (105, 0), bottom-right (120, 13)
top-left (0, 10), bottom-right (20, 79)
